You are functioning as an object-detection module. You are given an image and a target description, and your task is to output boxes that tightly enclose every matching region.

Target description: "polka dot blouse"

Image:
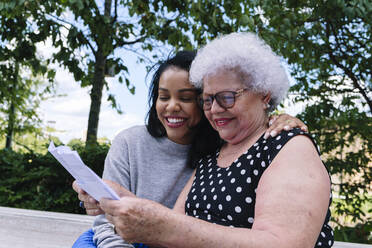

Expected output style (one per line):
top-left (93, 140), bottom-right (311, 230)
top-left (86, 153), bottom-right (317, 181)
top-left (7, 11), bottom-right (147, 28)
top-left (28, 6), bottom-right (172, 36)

top-left (185, 128), bottom-right (334, 247)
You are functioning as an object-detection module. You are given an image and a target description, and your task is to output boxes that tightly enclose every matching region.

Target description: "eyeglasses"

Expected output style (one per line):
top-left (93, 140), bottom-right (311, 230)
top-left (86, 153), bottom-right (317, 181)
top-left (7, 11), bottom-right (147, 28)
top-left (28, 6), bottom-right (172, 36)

top-left (199, 88), bottom-right (249, 110)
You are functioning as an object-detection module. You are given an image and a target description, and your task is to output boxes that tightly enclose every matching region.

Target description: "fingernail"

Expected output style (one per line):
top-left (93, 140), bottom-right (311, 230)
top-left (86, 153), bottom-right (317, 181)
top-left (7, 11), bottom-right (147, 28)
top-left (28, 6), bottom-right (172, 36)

top-left (264, 132), bottom-right (269, 139)
top-left (284, 125), bottom-right (290, 131)
top-left (270, 130), bottom-right (277, 137)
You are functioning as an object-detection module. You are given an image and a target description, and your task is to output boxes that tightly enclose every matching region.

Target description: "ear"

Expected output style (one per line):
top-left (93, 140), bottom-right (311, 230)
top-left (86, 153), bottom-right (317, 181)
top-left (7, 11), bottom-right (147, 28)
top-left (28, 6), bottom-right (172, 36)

top-left (262, 93), bottom-right (271, 104)
top-left (262, 93), bottom-right (271, 109)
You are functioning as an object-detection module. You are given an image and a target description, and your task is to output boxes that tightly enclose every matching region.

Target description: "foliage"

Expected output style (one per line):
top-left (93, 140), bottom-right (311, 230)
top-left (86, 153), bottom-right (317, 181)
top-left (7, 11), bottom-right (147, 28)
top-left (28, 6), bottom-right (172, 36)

top-left (0, 0), bottom-right (56, 150)
top-left (0, 142), bottom-right (109, 214)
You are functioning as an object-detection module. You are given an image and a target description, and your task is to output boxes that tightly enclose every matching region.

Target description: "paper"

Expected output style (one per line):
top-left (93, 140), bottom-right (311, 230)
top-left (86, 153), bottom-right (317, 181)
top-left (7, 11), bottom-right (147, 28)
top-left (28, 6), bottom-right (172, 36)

top-left (48, 141), bottom-right (120, 201)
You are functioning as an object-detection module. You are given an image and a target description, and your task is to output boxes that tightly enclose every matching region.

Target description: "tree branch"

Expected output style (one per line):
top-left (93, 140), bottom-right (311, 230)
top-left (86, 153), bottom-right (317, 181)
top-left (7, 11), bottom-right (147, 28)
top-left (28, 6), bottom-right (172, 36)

top-left (325, 22), bottom-right (372, 112)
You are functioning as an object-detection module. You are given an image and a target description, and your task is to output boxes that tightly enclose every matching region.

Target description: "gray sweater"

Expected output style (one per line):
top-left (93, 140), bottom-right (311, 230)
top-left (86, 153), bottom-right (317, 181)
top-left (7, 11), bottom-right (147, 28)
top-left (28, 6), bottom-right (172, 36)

top-left (93, 125), bottom-right (194, 247)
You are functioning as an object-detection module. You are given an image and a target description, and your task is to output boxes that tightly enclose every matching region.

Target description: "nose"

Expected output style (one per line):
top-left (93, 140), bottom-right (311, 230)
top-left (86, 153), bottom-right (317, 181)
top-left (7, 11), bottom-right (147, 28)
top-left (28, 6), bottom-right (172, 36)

top-left (166, 98), bottom-right (181, 112)
top-left (209, 98), bottom-right (225, 114)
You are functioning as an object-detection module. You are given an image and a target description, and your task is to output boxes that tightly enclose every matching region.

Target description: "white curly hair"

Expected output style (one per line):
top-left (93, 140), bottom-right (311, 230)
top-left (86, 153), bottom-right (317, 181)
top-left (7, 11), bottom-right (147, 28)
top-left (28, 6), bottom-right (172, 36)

top-left (189, 32), bottom-right (289, 111)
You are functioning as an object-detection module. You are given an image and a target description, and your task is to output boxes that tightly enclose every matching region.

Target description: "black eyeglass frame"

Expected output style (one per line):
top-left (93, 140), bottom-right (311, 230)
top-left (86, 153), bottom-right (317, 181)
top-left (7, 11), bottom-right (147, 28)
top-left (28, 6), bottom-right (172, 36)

top-left (199, 88), bottom-right (249, 110)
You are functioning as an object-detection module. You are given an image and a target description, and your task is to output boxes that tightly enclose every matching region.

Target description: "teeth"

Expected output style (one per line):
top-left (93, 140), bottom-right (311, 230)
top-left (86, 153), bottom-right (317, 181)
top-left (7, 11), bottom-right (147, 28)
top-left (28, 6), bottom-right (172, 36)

top-left (167, 118), bottom-right (185, 123)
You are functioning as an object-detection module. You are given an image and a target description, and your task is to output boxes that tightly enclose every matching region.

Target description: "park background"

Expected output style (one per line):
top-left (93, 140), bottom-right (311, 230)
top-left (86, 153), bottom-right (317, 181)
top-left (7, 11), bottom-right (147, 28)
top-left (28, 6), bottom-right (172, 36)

top-left (0, 0), bottom-right (370, 244)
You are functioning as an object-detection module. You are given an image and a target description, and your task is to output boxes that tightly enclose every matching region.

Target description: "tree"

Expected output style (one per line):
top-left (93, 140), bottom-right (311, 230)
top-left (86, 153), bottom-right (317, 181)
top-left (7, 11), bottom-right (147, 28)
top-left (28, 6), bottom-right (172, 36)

top-left (7, 0), bottom-right (197, 147)
top-left (0, 3), bottom-right (55, 150)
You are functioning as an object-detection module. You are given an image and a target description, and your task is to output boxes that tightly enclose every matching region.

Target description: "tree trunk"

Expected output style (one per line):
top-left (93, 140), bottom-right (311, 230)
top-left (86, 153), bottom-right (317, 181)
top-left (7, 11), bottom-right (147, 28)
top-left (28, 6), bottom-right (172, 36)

top-left (5, 98), bottom-right (15, 150)
top-left (85, 0), bottom-right (112, 147)
top-left (86, 51), bottom-right (106, 147)
top-left (5, 64), bottom-right (19, 150)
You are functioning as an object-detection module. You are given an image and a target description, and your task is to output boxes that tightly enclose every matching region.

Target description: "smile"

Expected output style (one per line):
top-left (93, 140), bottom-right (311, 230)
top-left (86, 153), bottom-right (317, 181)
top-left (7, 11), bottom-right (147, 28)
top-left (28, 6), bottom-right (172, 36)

top-left (165, 117), bottom-right (187, 127)
top-left (214, 118), bottom-right (232, 127)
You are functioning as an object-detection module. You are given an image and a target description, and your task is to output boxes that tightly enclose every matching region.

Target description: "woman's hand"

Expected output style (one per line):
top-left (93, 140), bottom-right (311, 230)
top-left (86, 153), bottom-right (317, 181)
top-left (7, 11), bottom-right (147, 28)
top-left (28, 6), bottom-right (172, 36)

top-left (100, 197), bottom-right (169, 245)
top-left (72, 180), bottom-right (103, 215)
top-left (264, 113), bottom-right (308, 139)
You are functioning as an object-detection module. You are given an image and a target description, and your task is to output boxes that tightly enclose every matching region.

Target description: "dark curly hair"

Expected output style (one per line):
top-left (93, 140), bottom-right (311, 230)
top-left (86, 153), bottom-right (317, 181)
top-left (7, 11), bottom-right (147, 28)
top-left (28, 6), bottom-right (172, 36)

top-left (146, 50), bottom-right (221, 168)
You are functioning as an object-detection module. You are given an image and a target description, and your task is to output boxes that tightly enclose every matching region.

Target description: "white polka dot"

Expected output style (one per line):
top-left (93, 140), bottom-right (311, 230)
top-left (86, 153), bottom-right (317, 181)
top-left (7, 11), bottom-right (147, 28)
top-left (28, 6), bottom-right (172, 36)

top-left (288, 132), bottom-right (294, 136)
top-left (200, 175), bottom-right (204, 180)
top-left (321, 232), bottom-right (325, 238)
top-left (196, 203), bottom-right (199, 208)
top-left (217, 173), bottom-right (222, 177)
top-left (276, 135), bottom-right (281, 140)
top-left (253, 169), bottom-right (258, 176)
top-left (217, 167), bottom-right (221, 171)
top-left (203, 195), bottom-right (207, 200)
top-left (245, 197), bottom-right (252, 203)
top-left (219, 179), bottom-right (223, 184)
top-left (208, 162), bottom-right (212, 167)
top-left (218, 204), bottom-right (223, 210)
top-left (207, 214), bottom-right (211, 220)
top-left (236, 162), bottom-right (242, 167)
top-left (187, 203), bottom-right (190, 208)
top-left (209, 181), bottom-right (214, 185)
top-left (235, 206), bottom-right (242, 213)
top-left (250, 160), bottom-right (254, 165)
top-left (240, 169), bottom-right (246, 175)
top-left (208, 168), bottom-right (212, 172)
top-left (236, 187), bottom-right (242, 193)
top-left (328, 240), bottom-right (332, 246)
top-left (193, 195), bottom-right (197, 200)
top-left (200, 169), bottom-right (204, 174)
top-left (230, 178), bottom-right (236, 183)
top-left (276, 144), bottom-right (282, 149)
top-left (200, 181), bottom-right (204, 186)
top-left (256, 153), bottom-right (261, 158)
top-left (227, 215), bottom-right (233, 220)
top-left (201, 188), bottom-right (205, 193)
top-left (211, 187), bottom-right (215, 193)
top-left (228, 171), bottom-right (232, 176)
top-left (209, 174), bottom-right (213, 179)
top-left (207, 203), bottom-right (211, 209)
top-left (226, 195), bottom-right (231, 201)
top-left (317, 242), bottom-right (322, 246)
top-left (193, 210), bottom-right (196, 215)
top-left (261, 161), bottom-right (266, 167)
top-left (256, 146), bottom-right (260, 150)
top-left (254, 142), bottom-right (259, 146)
top-left (221, 186), bottom-right (226, 192)
top-left (213, 195), bottom-right (217, 200)
top-left (208, 158), bottom-right (212, 162)
top-left (264, 146), bottom-right (268, 150)
top-left (248, 217), bottom-right (254, 223)
top-left (191, 188), bottom-right (195, 193)
top-left (246, 177), bottom-right (251, 183)
top-left (247, 154), bottom-right (252, 159)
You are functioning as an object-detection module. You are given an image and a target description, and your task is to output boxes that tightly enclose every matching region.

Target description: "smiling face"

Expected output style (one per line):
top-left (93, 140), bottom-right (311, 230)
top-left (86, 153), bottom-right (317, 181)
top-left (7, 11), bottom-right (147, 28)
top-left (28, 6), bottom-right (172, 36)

top-left (203, 69), bottom-right (270, 145)
top-left (156, 67), bottom-right (202, 144)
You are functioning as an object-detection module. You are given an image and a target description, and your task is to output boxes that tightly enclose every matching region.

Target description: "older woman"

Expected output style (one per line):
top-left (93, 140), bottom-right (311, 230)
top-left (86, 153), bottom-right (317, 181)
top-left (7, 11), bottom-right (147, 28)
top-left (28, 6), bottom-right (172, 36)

top-left (99, 32), bottom-right (334, 248)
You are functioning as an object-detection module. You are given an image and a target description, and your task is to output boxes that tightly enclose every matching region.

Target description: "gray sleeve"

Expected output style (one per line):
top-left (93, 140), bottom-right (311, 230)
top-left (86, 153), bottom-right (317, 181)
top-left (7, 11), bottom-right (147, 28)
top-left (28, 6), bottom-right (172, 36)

top-left (93, 131), bottom-right (133, 248)
top-left (93, 215), bottom-right (134, 248)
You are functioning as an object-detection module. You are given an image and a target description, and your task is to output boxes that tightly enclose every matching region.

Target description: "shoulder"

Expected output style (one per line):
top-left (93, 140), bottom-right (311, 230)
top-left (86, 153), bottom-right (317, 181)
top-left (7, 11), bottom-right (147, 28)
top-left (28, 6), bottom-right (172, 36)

top-left (112, 125), bottom-right (151, 144)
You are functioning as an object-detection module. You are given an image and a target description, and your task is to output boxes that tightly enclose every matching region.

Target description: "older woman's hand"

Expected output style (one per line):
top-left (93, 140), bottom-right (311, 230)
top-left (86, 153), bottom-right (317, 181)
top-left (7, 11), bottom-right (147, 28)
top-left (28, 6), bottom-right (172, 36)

top-left (72, 180), bottom-right (103, 215)
top-left (264, 113), bottom-right (308, 139)
top-left (72, 179), bottom-right (135, 216)
top-left (100, 197), bottom-right (169, 245)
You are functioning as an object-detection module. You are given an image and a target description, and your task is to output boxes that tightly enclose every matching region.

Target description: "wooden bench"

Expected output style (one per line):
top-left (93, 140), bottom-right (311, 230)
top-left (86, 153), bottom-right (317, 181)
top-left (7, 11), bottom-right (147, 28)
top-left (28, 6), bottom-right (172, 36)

top-left (0, 206), bottom-right (370, 248)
